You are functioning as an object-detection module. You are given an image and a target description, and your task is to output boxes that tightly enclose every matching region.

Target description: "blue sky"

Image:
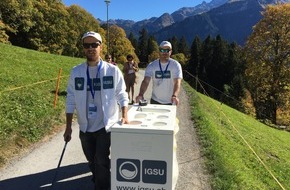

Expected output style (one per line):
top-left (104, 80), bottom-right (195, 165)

top-left (63, 0), bottom-right (210, 21)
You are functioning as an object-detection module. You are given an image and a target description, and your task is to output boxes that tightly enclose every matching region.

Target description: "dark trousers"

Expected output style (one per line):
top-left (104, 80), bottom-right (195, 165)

top-left (79, 128), bottom-right (111, 190)
top-left (150, 98), bottom-right (172, 105)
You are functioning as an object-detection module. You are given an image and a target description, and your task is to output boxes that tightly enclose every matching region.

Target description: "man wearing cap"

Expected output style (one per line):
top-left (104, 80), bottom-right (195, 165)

top-left (136, 41), bottom-right (183, 105)
top-left (63, 31), bottom-right (129, 190)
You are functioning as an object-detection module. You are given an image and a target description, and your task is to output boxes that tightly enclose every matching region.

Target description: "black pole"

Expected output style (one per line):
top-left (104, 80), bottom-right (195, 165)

top-left (105, 0), bottom-right (110, 54)
top-left (51, 141), bottom-right (68, 189)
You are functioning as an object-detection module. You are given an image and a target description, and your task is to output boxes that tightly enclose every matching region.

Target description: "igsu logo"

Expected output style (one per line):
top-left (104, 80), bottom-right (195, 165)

top-left (117, 159), bottom-right (140, 182)
top-left (119, 162), bottom-right (138, 179)
top-left (144, 168), bottom-right (165, 175)
top-left (142, 160), bottom-right (167, 184)
top-left (116, 159), bottom-right (167, 184)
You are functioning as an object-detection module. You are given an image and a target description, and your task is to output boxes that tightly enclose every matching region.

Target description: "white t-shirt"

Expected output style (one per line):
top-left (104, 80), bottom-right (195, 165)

top-left (86, 66), bottom-right (104, 132)
top-left (128, 63), bottom-right (135, 74)
top-left (145, 58), bottom-right (183, 104)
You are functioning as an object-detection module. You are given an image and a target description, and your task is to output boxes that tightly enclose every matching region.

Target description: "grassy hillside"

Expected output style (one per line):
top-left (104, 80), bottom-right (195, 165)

top-left (183, 82), bottom-right (290, 189)
top-left (0, 43), bottom-right (84, 167)
top-left (1, 43), bottom-right (290, 189)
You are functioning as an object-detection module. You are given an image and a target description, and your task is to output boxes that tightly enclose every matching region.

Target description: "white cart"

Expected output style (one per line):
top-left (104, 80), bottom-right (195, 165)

top-left (111, 104), bottom-right (178, 190)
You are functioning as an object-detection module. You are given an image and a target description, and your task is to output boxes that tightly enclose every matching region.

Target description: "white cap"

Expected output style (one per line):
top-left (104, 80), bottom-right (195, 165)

top-left (82, 31), bottom-right (102, 43)
top-left (159, 41), bottom-right (172, 49)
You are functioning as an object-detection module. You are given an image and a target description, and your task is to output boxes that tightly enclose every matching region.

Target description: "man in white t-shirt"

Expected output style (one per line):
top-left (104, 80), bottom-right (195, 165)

top-left (136, 41), bottom-right (183, 105)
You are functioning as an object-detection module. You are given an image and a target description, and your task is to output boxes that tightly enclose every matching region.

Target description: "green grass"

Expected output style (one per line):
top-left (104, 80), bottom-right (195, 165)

top-left (1, 43), bottom-right (290, 189)
top-left (183, 82), bottom-right (290, 190)
top-left (0, 43), bottom-right (85, 166)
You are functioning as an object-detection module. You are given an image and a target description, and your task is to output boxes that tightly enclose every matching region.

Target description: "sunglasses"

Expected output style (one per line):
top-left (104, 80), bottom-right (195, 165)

top-left (83, 42), bottom-right (100, 49)
top-left (159, 49), bottom-right (170, 53)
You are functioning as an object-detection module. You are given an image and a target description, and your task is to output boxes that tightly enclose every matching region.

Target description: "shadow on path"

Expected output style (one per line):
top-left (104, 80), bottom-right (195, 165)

top-left (0, 163), bottom-right (93, 190)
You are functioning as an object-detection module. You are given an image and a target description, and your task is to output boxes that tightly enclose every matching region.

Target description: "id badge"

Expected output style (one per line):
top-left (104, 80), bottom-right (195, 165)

top-left (88, 103), bottom-right (97, 119)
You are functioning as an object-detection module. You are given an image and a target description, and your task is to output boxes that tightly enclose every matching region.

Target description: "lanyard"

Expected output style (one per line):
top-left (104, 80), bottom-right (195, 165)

top-left (159, 60), bottom-right (170, 79)
top-left (87, 61), bottom-right (102, 99)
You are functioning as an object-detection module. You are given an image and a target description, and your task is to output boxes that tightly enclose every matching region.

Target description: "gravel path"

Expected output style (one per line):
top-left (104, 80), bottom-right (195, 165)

top-left (0, 70), bottom-right (211, 190)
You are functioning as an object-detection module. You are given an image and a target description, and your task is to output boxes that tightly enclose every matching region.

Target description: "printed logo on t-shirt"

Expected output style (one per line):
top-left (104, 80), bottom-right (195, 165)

top-left (155, 71), bottom-right (171, 79)
top-left (103, 76), bottom-right (114, 89)
top-left (75, 77), bottom-right (84, 90)
top-left (87, 78), bottom-right (101, 91)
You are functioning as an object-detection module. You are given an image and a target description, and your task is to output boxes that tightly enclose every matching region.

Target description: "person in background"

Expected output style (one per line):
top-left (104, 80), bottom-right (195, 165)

top-left (123, 54), bottom-right (139, 104)
top-left (105, 54), bottom-right (117, 66)
top-left (63, 31), bottom-right (129, 190)
top-left (136, 41), bottom-right (183, 105)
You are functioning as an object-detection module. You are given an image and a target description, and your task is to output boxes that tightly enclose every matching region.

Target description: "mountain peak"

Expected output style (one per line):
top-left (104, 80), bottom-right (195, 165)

top-left (111, 0), bottom-right (289, 45)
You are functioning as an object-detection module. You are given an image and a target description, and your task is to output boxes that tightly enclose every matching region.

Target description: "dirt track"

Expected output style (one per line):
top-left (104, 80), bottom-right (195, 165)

top-left (0, 70), bottom-right (211, 190)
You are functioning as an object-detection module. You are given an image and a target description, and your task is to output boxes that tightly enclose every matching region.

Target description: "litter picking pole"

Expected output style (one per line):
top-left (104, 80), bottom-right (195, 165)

top-left (51, 141), bottom-right (68, 189)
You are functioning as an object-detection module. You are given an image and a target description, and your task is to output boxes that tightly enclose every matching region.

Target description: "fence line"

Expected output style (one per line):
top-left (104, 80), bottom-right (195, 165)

top-left (0, 75), bottom-right (69, 93)
top-left (54, 68), bottom-right (63, 108)
top-left (183, 69), bottom-right (286, 190)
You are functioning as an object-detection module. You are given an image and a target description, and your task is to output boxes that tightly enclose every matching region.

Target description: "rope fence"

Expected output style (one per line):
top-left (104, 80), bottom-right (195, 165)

top-left (0, 69), bottom-right (69, 108)
top-left (183, 69), bottom-right (286, 190)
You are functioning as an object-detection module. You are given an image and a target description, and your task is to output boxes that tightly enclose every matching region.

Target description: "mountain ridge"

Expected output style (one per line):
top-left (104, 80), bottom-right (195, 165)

top-left (99, 0), bottom-right (289, 46)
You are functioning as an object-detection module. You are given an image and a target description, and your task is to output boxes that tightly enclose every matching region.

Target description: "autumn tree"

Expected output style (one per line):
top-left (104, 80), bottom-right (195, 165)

top-left (0, 0), bottom-right (104, 56)
top-left (0, 0), bottom-right (36, 47)
top-left (147, 35), bottom-right (156, 56)
top-left (244, 4), bottom-right (290, 125)
top-left (147, 36), bottom-right (159, 63)
top-left (108, 25), bottom-right (138, 64)
top-left (0, 20), bottom-right (10, 43)
top-left (30, 0), bottom-right (70, 54)
top-left (65, 5), bottom-right (104, 57)
top-left (171, 53), bottom-right (187, 66)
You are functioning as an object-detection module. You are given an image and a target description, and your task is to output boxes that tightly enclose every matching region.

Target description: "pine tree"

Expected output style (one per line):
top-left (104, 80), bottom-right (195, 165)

top-left (170, 36), bottom-right (179, 55)
top-left (128, 32), bottom-right (138, 56)
top-left (200, 35), bottom-right (213, 93)
top-left (138, 28), bottom-right (149, 62)
top-left (208, 35), bottom-right (228, 98)
top-left (178, 36), bottom-right (189, 56)
top-left (187, 36), bottom-right (202, 89)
